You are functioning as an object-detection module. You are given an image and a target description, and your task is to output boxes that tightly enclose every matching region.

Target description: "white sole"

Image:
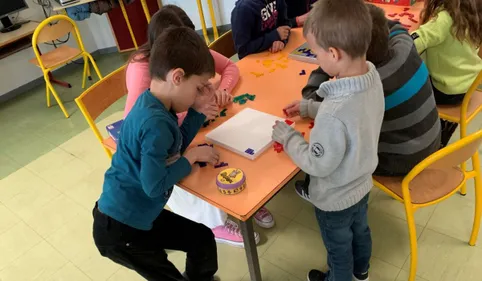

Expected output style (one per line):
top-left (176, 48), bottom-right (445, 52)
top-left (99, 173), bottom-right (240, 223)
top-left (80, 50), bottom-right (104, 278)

top-left (255, 218), bottom-right (275, 229)
top-left (353, 276), bottom-right (369, 281)
top-left (215, 237), bottom-right (245, 248)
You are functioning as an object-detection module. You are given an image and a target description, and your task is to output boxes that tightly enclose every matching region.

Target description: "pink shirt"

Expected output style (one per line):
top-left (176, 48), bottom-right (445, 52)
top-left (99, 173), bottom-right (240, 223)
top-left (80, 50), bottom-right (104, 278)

top-left (124, 50), bottom-right (240, 125)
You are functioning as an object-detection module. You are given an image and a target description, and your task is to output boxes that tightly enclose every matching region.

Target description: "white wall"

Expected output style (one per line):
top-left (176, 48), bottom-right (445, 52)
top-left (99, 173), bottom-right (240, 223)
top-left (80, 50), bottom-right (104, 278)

top-left (163, 0), bottom-right (235, 28)
top-left (0, 0), bottom-right (236, 97)
top-left (0, 0), bottom-right (116, 96)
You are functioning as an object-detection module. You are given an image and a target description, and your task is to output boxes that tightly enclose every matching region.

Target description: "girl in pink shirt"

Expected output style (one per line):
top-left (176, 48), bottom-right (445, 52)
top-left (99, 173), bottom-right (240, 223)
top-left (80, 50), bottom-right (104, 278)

top-left (124, 5), bottom-right (275, 248)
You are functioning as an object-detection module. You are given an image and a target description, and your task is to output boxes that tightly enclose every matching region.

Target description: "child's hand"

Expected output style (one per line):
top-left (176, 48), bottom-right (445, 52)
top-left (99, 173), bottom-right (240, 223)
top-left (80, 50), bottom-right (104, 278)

top-left (277, 26), bottom-right (291, 40)
top-left (283, 100), bottom-right (301, 117)
top-left (269, 41), bottom-right (285, 53)
top-left (272, 121), bottom-right (295, 145)
top-left (193, 84), bottom-right (218, 119)
top-left (184, 146), bottom-right (220, 165)
top-left (215, 89), bottom-right (233, 108)
top-left (296, 13), bottom-right (308, 27)
top-left (196, 101), bottom-right (218, 120)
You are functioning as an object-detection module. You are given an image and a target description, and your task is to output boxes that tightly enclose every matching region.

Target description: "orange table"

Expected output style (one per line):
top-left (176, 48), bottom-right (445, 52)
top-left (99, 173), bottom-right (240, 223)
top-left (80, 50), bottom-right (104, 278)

top-left (103, 4), bottom-right (423, 280)
top-left (373, 1), bottom-right (423, 31)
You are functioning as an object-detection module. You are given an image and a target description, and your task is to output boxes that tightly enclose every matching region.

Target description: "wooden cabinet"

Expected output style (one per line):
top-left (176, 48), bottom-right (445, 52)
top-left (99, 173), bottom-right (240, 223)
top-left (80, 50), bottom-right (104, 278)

top-left (107, 0), bottom-right (160, 52)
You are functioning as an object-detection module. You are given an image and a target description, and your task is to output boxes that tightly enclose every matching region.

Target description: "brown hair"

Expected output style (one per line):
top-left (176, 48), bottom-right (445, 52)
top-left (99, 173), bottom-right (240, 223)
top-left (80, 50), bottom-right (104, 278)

top-left (130, 8), bottom-right (183, 63)
top-left (149, 27), bottom-right (215, 80)
top-left (162, 4), bottom-right (196, 30)
top-left (420, 0), bottom-right (482, 46)
top-left (303, 0), bottom-right (372, 58)
top-left (366, 4), bottom-right (389, 66)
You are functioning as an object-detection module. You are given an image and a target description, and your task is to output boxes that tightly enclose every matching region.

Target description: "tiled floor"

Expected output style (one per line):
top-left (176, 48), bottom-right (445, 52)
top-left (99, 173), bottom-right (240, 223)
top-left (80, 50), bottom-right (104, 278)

top-left (0, 52), bottom-right (130, 179)
top-left (1, 52), bottom-right (482, 281)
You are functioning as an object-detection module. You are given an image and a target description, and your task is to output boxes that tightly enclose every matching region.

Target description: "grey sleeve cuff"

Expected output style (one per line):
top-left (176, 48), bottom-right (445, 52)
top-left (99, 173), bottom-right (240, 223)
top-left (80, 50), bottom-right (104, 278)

top-left (300, 99), bottom-right (321, 119)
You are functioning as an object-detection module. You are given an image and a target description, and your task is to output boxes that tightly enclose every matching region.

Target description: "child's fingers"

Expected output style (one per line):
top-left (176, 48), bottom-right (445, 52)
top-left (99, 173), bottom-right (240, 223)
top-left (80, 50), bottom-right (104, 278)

top-left (283, 102), bottom-right (297, 111)
top-left (285, 107), bottom-right (299, 116)
top-left (222, 92), bottom-right (230, 105)
top-left (209, 150), bottom-right (220, 165)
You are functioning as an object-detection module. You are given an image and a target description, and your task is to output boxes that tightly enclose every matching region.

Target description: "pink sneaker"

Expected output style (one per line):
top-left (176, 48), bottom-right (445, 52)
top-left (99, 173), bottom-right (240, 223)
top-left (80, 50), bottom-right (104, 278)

top-left (254, 207), bottom-right (275, 229)
top-left (213, 219), bottom-right (260, 247)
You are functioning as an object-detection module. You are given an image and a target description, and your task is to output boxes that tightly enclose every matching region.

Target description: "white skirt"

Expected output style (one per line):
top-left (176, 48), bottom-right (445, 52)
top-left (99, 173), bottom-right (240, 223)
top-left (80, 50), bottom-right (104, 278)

top-left (166, 185), bottom-right (227, 229)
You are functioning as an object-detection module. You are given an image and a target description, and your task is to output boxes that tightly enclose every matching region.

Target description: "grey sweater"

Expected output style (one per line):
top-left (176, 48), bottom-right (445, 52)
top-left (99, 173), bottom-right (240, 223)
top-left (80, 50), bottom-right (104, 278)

top-left (283, 62), bottom-right (384, 211)
top-left (301, 21), bottom-right (441, 176)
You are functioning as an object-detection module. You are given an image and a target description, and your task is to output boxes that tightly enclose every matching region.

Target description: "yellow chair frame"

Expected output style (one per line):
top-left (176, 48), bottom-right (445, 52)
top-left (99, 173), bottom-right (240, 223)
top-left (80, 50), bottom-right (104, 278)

top-left (373, 129), bottom-right (482, 281)
top-left (438, 70), bottom-right (482, 195)
top-left (75, 65), bottom-right (127, 158)
top-left (32, 15), bottom-right (102, 118)
top-left (196, 0), bottom-right (219, 44)
top-left (117, 0), bottom-right (138, 50)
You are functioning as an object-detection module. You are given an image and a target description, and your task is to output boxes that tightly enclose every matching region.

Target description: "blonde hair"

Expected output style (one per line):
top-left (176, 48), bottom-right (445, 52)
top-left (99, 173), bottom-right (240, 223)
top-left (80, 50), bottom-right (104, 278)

top-left (303, 0), bottom-right (372, 58)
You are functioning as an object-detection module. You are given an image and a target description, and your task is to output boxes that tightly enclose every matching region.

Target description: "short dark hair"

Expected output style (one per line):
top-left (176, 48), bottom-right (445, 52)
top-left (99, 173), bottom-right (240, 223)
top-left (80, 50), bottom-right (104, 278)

top-left (130, 8), bottom-right (183, 62)
top-left (303, 0), bottom-right (372, 58)
top-left (149, 27), bottom-right (215, 80)
top-left (366, 4), bottom-right (389, 66)
top-left (163, 5), bottom-right (196, 30)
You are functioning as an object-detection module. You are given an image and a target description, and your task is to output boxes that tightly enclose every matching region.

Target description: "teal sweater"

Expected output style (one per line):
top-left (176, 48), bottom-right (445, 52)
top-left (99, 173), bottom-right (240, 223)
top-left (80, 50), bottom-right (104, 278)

top-left (98, 90), bottom-right (206, 230)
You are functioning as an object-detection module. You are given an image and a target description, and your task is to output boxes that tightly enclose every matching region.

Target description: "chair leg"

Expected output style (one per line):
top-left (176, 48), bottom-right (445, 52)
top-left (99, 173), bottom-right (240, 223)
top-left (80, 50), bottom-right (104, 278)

top-left (405, 206), bottom-right (418, 281)
top-left (87, 60), bottom-right (92, 81)
top-left (460, 122), bottom-right (468, 195)
top-left (103, 147), bottom-right (113, 159)
top-left (470, 153), bottom-right (482, 245)
top-left (461, 163), bottom-right (468, 196)
top-left (45, 82), bottom-right (51, 108)
top-left (82, 56), bottom-right (88, 89)
top-left (44, 73), bottom-right (70, 118)
top-left (86, 53), bottom-right (102, 80)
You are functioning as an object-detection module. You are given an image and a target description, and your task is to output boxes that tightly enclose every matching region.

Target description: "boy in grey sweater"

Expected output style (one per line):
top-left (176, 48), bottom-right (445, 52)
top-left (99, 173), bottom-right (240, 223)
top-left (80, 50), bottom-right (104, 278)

top-left (271, 0), bottom-right (384, 280)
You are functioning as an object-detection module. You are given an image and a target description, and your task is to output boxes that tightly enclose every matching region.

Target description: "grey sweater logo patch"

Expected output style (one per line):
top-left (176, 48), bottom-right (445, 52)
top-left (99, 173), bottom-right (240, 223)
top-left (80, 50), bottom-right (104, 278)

top-left (311, 143), bottom-right (324, 158)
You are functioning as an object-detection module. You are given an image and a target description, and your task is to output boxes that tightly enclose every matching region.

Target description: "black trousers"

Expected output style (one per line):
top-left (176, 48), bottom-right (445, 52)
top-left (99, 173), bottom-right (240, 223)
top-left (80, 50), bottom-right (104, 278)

top-left (433, 86), bottom-right (465, 148)
top-left (92, 204), bottom-right (218, 281)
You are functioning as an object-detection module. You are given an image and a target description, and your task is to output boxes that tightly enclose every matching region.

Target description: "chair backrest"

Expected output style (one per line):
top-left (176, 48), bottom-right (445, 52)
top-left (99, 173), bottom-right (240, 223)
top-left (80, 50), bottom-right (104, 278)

top-left (32, 15), bottom-right (87, 69)
top-left (208, 30), bottom-right (236, 58)
top-left (76, 65), bottom-right (127, 157)
top-left (36, 18), bottom-right (73, 44)
top-left (415, 130), bottom-right (482, 172)
top-left (76, 65), bottom-right (127, 122)
top-left (461, 70), bottom-right (482, 121)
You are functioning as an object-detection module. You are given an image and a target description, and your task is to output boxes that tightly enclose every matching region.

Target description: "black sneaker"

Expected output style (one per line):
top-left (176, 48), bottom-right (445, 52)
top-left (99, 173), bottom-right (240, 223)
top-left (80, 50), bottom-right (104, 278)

top-left (307, 269), bottom-right (327, 281)
top-left (353, 272), bottom-right (369, 281)
top-left (295, 180), bottom-right (310, 201)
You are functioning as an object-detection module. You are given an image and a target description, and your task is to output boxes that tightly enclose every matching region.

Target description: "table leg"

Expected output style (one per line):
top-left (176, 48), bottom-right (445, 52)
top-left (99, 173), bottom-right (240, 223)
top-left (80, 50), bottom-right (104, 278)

top-left (239, 219), bottom-right (262, 281)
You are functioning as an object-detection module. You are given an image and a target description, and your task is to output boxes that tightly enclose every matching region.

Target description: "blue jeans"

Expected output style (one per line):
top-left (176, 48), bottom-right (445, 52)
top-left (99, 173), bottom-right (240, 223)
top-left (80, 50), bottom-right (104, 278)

top-left (315, 194), bottom-right (371, 281)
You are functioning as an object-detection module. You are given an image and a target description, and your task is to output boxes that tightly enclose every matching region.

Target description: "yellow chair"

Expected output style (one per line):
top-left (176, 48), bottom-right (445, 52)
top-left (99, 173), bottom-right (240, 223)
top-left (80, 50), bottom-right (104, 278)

top-left (437, 70), bottom-right (482, 195)
top-left (30, 15), bottom-right (102, 118)
top-left (373, 129), bottom-right (482, 281)
top-left (208, 30), bottom-right (236, 58)
top-left (196, 0), bottom-right (219, 44)
top-left (75, 65), bottom-right (127, 158)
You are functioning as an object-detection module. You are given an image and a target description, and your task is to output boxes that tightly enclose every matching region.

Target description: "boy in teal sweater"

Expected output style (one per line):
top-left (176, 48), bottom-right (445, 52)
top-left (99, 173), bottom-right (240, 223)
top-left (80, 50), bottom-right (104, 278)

top-left (93, 27), bottom-right (220, 281)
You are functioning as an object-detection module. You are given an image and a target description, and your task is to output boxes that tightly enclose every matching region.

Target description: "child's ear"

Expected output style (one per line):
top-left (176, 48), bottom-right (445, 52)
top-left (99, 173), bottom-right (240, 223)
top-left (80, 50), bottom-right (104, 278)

top-left (171, 68), bottom-right (185, 86)
top-left (328, 47), bottom-right (341, 61)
